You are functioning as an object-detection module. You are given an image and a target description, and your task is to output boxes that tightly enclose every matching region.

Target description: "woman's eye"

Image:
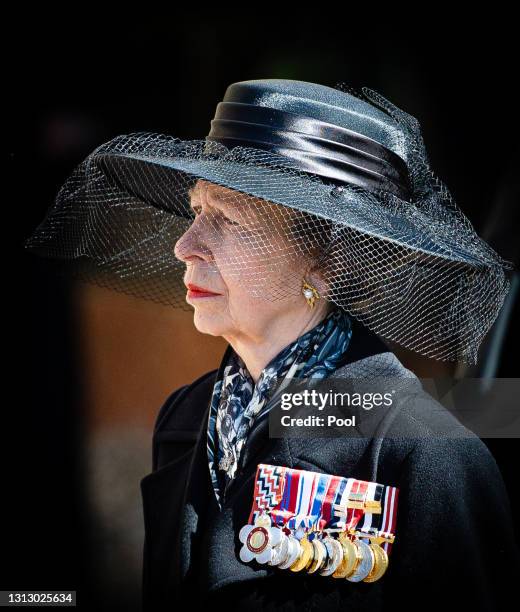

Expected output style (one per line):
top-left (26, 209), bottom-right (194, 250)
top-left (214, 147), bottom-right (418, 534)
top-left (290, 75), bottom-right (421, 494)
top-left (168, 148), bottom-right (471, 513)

top-left (190, 205), bottom-right (239, 227)
top-left (223, 217), bottom-right (240, 227)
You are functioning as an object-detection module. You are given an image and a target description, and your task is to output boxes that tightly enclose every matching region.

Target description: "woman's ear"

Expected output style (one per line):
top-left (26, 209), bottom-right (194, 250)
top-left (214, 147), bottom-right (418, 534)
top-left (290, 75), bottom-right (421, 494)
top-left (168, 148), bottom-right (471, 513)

top-left (306, 262), bottom-right (331, 300)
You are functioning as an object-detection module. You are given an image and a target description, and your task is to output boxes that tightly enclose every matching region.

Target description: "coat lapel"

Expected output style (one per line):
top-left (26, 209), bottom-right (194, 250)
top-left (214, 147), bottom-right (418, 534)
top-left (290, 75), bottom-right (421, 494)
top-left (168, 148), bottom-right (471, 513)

top-left (177, 343), bottom-right (290, 590)
top-left (177, 385), bottom-right (291, 593)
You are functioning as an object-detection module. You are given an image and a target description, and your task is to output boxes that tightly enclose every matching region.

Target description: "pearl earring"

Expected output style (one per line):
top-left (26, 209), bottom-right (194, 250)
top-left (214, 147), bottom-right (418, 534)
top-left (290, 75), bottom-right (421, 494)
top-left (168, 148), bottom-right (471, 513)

top-left (302, 277), bottom-right (320, 309)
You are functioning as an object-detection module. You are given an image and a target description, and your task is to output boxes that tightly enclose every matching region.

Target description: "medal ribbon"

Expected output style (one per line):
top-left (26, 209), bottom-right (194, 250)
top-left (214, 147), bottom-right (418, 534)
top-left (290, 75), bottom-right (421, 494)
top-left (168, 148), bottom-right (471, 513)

top-left (352, 481), bottom-right (399, 555)
top-left (247, 463), bottom-right (397, 544)
top-left (247, 463), bottom-right (399, 555)
top-left (248, 464), bottom-right (287, 522)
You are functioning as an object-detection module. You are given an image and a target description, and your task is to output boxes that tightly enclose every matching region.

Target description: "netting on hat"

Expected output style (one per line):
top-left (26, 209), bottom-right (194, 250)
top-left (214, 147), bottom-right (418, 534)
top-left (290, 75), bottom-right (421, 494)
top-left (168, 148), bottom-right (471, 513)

top-left (24, 86), bottom-right (513, 364)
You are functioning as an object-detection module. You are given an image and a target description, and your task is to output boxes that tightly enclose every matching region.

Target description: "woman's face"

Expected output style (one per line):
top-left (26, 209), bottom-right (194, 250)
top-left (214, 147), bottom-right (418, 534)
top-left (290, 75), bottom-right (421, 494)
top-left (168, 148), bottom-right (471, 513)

top-left (173, 179), bottom-right (329, 341)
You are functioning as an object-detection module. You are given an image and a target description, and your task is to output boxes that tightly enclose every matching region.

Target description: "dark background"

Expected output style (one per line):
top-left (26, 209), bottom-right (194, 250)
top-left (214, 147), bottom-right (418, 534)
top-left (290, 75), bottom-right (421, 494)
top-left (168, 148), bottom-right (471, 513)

top-left (6, 12), bottom-right (519, 611)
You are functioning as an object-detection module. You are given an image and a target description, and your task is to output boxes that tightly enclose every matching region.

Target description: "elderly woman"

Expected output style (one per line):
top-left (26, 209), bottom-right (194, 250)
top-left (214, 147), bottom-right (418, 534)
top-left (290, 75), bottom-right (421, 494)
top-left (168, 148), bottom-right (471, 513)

top-left (24, 79), bottom-right (519, 611)
top-left (139, 178), bottom-right (518, 612)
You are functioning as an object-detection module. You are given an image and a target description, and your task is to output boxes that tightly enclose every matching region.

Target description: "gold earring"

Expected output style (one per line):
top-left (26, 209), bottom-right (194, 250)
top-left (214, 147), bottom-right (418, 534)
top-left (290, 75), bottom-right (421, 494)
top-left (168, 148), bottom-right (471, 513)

top-left (302, 277), bottom-right (320, 309)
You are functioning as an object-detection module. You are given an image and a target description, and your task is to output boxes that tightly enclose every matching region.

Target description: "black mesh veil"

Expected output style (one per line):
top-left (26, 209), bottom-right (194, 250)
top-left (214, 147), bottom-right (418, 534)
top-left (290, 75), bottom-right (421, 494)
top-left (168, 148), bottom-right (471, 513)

top-left (23, 84), bottom-right (514, 364)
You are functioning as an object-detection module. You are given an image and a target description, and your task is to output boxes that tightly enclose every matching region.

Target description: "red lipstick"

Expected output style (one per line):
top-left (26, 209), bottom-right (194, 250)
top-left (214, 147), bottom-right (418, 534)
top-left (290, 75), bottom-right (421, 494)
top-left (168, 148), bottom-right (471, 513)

top-left (186, 283), bottom-right (222, 298)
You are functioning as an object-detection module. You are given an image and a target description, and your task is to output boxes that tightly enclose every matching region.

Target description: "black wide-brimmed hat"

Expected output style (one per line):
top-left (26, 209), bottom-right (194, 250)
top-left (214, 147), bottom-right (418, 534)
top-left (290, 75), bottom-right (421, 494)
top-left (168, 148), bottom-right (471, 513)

top-left (24, 79), bottom-right (514, 363)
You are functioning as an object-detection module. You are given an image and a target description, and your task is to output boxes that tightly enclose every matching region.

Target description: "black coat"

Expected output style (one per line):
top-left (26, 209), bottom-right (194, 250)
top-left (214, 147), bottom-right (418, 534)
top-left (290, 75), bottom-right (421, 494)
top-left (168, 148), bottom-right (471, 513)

top-left (140, 318), bottom-right (520, 611)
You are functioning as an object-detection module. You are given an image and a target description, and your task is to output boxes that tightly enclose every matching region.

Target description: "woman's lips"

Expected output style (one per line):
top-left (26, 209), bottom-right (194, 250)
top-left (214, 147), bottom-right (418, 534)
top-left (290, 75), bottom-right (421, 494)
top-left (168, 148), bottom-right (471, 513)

top-left (186, 283), bottom-right (222, 299)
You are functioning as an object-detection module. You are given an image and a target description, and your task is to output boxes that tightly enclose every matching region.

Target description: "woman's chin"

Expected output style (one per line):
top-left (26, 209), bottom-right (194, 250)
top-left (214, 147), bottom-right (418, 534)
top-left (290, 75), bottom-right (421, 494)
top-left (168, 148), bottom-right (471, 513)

top-left (192, 310), bottom-right (227, 337)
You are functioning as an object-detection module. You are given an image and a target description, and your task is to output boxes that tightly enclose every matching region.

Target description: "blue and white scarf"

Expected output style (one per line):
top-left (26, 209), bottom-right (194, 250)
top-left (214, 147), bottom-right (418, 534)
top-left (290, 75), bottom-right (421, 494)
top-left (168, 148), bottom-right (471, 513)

top-left (206, 307), bottom-right (353, 510)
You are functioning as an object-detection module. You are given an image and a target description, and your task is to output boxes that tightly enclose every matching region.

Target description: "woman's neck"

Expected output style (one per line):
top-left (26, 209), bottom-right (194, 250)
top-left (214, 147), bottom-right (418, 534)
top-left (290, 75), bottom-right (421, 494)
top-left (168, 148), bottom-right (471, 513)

top-left (223, 305), bottom-right (332, 383)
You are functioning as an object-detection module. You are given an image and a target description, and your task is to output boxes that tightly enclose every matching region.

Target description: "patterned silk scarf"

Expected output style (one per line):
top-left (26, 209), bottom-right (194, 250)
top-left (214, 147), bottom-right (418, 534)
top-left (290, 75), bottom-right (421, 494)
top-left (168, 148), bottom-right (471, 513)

top-left (206, 307), bottom-right (353, 510)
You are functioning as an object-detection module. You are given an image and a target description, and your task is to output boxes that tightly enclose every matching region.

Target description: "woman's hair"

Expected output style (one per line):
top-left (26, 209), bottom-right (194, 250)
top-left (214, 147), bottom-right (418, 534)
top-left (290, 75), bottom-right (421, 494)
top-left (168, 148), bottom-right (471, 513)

top-left (284, 205), bottom-right (407, 318)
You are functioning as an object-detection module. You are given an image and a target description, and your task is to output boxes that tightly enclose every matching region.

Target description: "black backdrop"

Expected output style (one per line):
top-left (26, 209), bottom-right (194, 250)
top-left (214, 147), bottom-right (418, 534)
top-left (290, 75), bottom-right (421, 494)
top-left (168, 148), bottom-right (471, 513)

top-left (6, 11), bottom-right (519, 611)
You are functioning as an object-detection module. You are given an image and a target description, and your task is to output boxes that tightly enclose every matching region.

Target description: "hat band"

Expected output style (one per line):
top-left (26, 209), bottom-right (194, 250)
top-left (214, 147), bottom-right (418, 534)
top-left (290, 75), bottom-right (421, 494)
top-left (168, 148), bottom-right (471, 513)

top-left (205, 101), bottom-right (412, 199)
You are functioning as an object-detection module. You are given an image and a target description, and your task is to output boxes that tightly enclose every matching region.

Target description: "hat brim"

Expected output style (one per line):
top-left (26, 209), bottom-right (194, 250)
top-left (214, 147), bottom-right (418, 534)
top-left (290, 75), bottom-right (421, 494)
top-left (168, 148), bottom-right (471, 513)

top-left (96, 150), bottom-right (503, 271)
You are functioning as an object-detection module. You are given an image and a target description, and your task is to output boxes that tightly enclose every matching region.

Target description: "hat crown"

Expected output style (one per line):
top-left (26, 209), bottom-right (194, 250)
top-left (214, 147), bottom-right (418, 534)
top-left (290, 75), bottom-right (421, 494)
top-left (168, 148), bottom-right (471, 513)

top-left (217, 79), bottom-right (405, 160)
top-left (206, 78), bottom-right (412, 198)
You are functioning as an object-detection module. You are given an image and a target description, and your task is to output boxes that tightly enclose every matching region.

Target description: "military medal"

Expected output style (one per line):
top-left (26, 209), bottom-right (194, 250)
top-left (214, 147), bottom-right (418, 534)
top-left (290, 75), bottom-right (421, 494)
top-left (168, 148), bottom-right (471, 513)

top-left (268, 530), bottom-right (290, 566)
top-left (329, 479), bottom-right (367, 579)
top-left (277, 534), bottom-right (302, 569)
top-left (307, 538), bottom-right (327, 573)
top-left (341, 481), bottom-right (376, 581)
top-left (333, 532), bottom-right (361, 578)
top-left (289, 534), bottom-right (314, 571)
top-left (238, 465), bottom-right (286, 563)
top-left (306, 526), bottom-right (328, 574)
top-left (288, 471), bottom-right (334, 575)
top-left (239, 511), bottom-right (284, 564)
top-left (238, 463), bottom-right (399, 584)
top-left (363, 538), bottom-right (389, 583)
top-left (319, 534), bottom-right (344, 576)
top-left (346, 537), bottom-right (375, 582)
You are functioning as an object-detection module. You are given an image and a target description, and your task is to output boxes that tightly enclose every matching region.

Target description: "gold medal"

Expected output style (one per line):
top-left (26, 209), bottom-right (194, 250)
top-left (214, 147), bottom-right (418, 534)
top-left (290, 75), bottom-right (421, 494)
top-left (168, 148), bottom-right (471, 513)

top-left (332, 532), bottom-right (361, 578)
top-left (363, 540), bottom-right (389, 583)
top-left (289, 535), bottom-right (314, 572)
top-left (306, 537), bottom-right (327, 573)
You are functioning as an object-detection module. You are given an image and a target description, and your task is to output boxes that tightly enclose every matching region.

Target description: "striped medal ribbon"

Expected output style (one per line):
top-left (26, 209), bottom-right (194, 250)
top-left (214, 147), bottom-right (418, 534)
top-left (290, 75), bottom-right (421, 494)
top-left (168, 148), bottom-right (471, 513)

top-left (239, 463), bottom-right (399, 581)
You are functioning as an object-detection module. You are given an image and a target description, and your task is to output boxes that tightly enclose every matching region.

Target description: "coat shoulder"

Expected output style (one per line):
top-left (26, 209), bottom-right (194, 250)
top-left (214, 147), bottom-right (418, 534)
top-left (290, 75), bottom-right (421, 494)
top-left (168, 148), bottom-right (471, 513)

top-left (287, 349), bottom-right (494, 482)
top-left (154, 369), bottom-right (218, 434)
top-left (151, 369), bottom-right (217, 471)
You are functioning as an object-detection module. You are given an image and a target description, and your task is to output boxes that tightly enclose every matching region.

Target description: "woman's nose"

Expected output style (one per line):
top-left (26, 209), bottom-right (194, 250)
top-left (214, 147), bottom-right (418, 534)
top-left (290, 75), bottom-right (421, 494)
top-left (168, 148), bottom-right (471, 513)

top-left (174, 221), bottom-right (213, 263)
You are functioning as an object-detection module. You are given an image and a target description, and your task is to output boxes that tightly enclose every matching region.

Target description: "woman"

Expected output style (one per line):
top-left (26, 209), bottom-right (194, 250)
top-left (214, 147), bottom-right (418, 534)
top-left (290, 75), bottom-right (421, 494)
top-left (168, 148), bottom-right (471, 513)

top-left (141, 180), bottom-right (518, 612)
top-left (25, 79), bottom-right (519, 610)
